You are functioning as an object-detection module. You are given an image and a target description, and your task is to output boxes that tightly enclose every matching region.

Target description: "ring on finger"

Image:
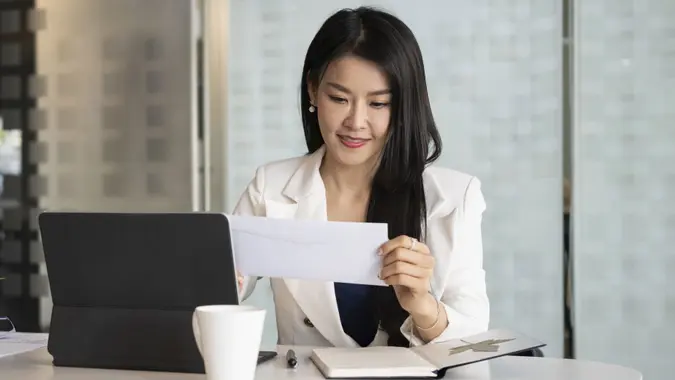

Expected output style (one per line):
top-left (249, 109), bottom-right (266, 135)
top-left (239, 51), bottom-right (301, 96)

top-left (409, 237), bottom-right (417, 251)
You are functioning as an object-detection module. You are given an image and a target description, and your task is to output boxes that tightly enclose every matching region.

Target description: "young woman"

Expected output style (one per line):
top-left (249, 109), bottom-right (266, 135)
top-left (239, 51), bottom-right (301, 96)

top-left (234, 6), bottom-right (489, 348)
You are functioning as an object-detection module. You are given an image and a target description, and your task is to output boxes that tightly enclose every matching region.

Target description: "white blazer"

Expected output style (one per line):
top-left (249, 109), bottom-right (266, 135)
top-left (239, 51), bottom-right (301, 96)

top-left (233, 145), bottom-right (490, 347)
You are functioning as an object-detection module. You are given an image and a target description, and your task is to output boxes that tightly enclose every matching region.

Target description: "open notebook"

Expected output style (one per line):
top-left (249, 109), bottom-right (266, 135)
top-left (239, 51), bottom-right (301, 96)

top-left (310, 329), bottom-right (545, 379)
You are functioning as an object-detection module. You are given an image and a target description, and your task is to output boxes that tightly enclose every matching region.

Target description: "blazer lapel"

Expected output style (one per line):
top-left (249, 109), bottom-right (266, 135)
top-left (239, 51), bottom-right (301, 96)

top-left (266, 147), bottom-right (357, 348)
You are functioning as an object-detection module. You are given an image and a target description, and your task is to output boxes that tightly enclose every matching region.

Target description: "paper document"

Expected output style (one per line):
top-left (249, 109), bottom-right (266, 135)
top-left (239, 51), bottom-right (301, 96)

top-left (0, 333), bottom-right (48, 359)
top-left (228, 215), bottom-right (389, 286)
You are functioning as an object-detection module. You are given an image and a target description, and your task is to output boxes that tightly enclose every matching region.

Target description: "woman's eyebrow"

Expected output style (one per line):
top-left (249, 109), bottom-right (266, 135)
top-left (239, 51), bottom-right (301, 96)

top-left (326, 82), bottom-right (390, 95)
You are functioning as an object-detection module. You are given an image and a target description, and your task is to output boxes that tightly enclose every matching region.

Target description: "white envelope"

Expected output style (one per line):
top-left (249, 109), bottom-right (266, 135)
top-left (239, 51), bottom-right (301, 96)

top-left (227, 214), bottom-right (389, 286)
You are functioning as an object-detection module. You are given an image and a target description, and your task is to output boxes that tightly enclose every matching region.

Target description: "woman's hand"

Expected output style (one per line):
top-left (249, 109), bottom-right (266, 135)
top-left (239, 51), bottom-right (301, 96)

top-left (378, 235), bottom-right (435, 314)
top-left (236, 271), bottom-right (245, 292)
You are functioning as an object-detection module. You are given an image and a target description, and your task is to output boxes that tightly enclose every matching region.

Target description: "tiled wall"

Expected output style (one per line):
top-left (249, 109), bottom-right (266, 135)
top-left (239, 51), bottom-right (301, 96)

top-left (572, 1), bottom-right (675, 378)
top-left (227, 0), bottom-right (565, 356)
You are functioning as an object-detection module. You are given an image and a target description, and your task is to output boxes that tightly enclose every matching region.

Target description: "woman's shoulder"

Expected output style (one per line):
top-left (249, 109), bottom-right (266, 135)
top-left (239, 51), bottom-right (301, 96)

top-left (423, 165), bottom-right (485, 218)
top-left (423, 165), bottom-right (477, 189)
top-left (247, 154), bottom-right (308, 184)
top-left (246, 153), bottom-right (318, 196)
top-left (253, 154), bottom-right (309, 178)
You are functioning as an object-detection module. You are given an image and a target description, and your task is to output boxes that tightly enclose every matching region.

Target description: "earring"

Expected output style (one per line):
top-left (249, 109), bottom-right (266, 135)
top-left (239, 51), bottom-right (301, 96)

top-left (309, 105), bottom-right (316, 113)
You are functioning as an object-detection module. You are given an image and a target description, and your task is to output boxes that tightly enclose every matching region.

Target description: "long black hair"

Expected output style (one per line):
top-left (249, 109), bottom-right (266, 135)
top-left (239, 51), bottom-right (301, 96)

top-left (300, 7), bottom-right (443, 346)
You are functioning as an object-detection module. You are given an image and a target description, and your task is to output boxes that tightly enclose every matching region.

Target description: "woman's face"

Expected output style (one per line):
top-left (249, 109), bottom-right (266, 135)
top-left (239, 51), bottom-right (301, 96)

top-left (309, 55), bottom-right (392, 169)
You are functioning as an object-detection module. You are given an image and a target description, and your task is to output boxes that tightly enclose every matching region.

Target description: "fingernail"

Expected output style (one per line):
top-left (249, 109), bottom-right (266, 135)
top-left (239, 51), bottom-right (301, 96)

top-left (377, 248), bottom-right (383, 255)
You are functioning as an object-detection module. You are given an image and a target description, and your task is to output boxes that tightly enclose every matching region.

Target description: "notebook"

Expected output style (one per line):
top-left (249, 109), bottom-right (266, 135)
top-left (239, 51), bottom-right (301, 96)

top-left (310, 329), bottom-right (545, 379)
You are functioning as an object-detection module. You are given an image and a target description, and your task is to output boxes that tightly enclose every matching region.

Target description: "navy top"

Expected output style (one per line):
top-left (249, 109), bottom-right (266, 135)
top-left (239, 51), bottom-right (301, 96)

top-left (334, 282), bottom-right (379, 347)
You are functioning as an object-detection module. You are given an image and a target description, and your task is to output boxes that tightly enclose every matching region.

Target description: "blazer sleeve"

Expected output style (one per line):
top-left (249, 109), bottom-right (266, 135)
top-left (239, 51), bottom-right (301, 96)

top-left (231, 165), bottom-right (266, 302)
top-left (400, 176), bottom-right (490, 345)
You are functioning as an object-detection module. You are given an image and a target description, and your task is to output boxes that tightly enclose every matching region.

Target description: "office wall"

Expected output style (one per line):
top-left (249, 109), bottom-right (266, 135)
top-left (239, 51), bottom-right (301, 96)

top-left (572, 1), bottom-right (675, 379)
top-left (32, 0), bottom-right (199, 328)
top-left (225, 0), bottom-right (565, 356)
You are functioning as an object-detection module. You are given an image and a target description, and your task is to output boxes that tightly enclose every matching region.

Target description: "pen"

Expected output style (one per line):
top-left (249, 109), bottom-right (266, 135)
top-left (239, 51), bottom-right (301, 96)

top-left (286, 349), bottom-right (298, 369)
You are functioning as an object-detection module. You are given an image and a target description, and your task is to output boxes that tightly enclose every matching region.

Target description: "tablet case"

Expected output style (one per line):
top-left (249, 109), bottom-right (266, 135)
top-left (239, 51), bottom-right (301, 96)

top-left (39, 212), bottom-right (240, 373)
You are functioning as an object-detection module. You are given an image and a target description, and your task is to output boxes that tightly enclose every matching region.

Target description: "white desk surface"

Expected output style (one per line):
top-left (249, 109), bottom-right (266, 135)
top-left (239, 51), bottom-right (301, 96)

top-left (0, 340), bottom-right (642, 380)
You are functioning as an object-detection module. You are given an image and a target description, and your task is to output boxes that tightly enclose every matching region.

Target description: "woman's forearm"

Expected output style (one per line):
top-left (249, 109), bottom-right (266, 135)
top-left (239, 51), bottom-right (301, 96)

top-left (410, 293), bottom-right (449, 343)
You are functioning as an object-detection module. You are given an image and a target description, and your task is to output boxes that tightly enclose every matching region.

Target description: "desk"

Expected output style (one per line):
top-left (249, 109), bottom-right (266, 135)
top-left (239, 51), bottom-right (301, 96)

top-left (0, 343), bottom-right (642, 380)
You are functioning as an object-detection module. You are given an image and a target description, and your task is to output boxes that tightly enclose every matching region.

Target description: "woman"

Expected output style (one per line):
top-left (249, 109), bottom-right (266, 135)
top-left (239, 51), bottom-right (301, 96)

top-left (234, 6), bottom-right (489, 348)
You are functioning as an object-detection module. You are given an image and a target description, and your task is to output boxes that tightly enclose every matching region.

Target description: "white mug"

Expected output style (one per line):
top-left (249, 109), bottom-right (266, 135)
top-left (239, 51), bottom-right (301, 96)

top-left (192, 305), bottom-right (266, 380)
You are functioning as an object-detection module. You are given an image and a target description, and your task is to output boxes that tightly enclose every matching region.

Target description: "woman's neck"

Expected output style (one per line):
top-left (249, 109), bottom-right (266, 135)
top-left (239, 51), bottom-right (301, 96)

top-left (319, 157), bottom-right (374, 200)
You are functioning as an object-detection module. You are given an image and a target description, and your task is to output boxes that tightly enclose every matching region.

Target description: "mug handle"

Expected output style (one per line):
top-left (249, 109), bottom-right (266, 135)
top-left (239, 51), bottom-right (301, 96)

top-left (192, 312), bottom-right (203, 356)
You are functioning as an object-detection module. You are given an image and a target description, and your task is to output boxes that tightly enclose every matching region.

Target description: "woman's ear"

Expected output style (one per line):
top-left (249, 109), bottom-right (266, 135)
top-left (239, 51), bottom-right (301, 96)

top-left (306, 75), bottom-right (318, 106)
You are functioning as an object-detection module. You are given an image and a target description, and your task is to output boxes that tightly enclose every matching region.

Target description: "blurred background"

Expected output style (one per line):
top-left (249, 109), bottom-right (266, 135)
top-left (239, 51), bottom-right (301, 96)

top-left (0, 0), bottom-right (673, 379)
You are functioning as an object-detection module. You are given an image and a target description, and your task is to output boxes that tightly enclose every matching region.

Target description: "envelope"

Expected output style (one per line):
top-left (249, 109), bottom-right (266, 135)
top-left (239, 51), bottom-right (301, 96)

top-left (227, 214), bottom-right (389, 286)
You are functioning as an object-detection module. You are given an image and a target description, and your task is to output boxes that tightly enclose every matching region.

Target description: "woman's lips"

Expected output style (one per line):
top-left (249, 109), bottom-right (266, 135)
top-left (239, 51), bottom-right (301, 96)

top-left (338, 135), bottom-right (369, 149)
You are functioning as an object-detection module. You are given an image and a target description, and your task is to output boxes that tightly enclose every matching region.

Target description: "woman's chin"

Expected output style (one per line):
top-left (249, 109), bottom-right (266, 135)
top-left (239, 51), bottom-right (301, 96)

top-left (327, 146), bottom-right (380, 168)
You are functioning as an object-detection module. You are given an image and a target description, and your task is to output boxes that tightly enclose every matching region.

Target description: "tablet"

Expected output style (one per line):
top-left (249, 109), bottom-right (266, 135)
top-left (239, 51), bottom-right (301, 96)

top-left (39, 211), bottom-right (275, 373)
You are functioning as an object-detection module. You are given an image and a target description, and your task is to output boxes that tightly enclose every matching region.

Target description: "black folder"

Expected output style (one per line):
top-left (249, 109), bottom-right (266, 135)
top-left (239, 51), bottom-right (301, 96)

top-left (38, 212), bottom-right (250, 373)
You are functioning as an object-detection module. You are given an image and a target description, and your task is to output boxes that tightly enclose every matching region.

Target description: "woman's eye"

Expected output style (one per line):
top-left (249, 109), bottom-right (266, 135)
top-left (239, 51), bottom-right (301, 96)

top-left (329, 95), bottom-right (347, 104)
top-left (370, 102), bottom-right (390, 109)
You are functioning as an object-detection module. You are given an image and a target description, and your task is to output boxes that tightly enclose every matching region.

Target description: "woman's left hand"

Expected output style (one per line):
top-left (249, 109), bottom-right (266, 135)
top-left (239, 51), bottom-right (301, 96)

top-left (378, 235), bottom-right (435, 313)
